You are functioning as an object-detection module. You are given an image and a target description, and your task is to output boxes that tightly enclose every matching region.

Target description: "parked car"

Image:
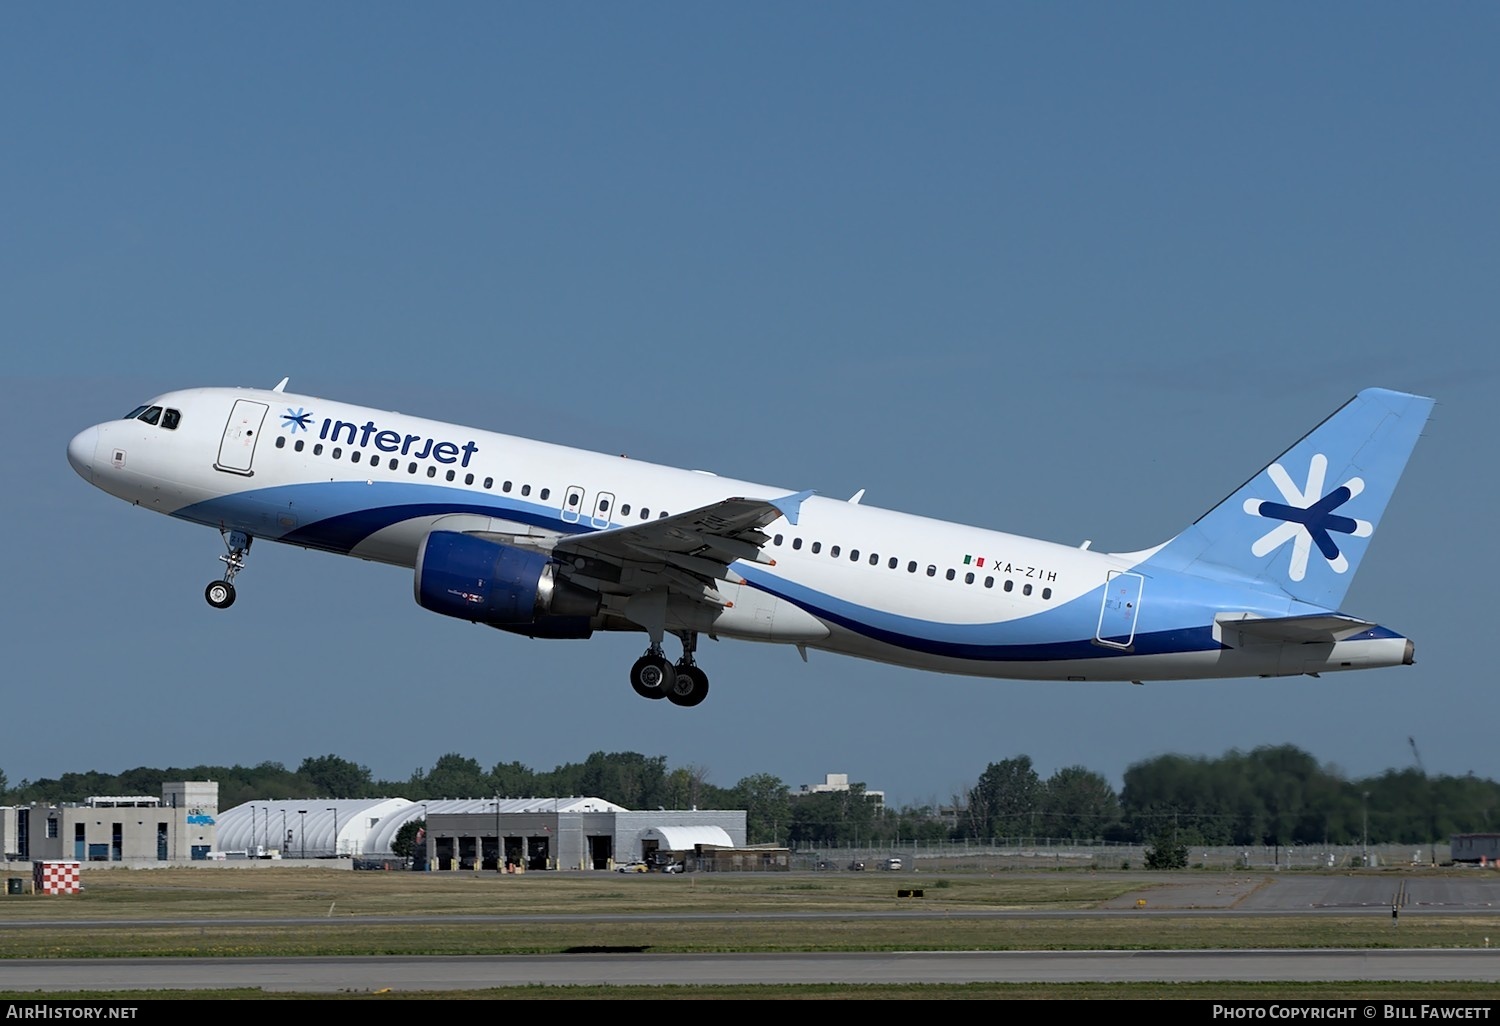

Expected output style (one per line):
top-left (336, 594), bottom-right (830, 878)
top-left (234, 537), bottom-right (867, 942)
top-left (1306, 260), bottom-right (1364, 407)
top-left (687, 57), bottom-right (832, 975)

top-left (848, 860), bottom-right (866, 871)
top-left (616, 861), bottom-right (649, 873)
top-left (884, 857), bottom-right (903, 871)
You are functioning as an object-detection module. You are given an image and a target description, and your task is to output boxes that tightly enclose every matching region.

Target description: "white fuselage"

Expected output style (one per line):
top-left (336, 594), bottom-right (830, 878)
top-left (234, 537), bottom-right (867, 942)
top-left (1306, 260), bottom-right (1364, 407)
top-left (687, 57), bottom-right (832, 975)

top-left (67, 386), bottom-right (1415, 685)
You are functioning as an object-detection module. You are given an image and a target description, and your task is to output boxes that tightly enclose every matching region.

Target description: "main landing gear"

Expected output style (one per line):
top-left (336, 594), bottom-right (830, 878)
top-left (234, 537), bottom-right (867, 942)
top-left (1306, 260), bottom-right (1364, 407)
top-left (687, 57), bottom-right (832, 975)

top-left (629, 632), bottom-right (710, 708)
top-left (205, 530), bottom-right (252, 609)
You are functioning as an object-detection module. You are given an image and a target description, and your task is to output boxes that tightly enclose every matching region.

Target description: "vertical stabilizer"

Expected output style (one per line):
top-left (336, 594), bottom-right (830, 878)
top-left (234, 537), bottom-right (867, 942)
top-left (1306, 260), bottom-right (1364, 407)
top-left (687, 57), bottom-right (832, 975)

top-left (1139, 388), bottom-right (1433, 609)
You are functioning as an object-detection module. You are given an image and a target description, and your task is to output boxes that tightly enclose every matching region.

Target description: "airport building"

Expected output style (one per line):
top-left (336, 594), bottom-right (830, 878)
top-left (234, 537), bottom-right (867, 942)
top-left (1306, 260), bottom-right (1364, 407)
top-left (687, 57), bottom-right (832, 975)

top-left (5, 787), bottom-right (749, 871)
top-left (0, 782), bottom-right (217, 863)
top-left (423, 800), bottom-right (745, 871)
top-left (213, 796), bottom-right (748, 870)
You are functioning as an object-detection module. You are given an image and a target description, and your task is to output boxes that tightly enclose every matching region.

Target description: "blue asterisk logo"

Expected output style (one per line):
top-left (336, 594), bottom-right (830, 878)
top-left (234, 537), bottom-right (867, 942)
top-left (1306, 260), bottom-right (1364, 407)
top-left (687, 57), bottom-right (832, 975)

top-left (281, 407), bottom-right (313, 434)
top-left (1242, 454), bottom-right (1372, 581)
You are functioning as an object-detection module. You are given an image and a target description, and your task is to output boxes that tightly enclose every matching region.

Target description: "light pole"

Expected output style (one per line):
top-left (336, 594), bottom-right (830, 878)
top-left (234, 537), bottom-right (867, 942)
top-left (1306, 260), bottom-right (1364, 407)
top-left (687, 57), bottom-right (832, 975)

top-left (281, 809), bottom-right (288, 855)
top-left (249, 806), bottom-right (256, 856)
top-left (1362, 791), bottom-right (1370, 867)
top-left (327, 807), bottom-right (339, 858)
top-left (492, 800), bottom-right (501, 872)
top-left (298, 810), bottom-right (307, 860)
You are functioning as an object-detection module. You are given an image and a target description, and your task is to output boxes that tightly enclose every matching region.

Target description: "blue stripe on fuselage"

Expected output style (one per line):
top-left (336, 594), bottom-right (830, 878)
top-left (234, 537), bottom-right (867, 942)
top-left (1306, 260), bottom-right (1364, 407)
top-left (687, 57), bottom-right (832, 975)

top-left (735, 564), bottom-right (1221, 662)
top-left (171, 481), bottom-right (594, 554)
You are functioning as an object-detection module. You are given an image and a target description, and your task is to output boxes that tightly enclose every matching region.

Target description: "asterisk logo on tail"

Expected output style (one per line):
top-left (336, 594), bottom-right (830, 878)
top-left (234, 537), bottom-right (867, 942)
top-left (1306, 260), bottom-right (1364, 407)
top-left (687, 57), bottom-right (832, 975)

top-left (281, 407), bottom-right (313, 433)
top-left (1242, 453), bottom-right (1372, 581)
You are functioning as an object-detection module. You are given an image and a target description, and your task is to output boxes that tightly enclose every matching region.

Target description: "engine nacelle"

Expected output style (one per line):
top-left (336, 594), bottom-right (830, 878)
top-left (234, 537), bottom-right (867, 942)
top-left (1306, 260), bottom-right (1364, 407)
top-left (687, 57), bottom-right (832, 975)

top-left (414, 531), bottom-right (599, 631)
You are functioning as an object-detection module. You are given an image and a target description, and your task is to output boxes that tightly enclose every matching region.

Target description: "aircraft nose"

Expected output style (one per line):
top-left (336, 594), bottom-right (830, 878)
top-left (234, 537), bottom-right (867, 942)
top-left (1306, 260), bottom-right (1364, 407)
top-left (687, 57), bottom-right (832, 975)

top-left (67, 425), bottom-right (100, 482)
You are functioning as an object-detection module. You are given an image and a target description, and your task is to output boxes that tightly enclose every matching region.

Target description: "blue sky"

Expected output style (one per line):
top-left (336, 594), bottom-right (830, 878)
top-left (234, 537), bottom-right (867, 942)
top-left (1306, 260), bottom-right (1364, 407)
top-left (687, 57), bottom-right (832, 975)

top-left (4, 4), bottom-right (1496, 807)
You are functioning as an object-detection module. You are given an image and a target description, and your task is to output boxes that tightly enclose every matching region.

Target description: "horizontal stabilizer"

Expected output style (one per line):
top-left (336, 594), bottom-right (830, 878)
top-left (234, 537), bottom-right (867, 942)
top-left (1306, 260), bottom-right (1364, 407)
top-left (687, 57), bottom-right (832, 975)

top-left (1216, 612), bottom-right (1381, 644)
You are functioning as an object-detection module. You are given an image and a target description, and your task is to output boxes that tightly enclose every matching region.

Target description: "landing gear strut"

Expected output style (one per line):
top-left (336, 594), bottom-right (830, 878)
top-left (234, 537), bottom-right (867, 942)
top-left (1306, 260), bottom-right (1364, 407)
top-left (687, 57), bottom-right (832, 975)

top-left (205, 530), bottom-right (252, 609)
top-left (667, 631), bottom-right (710, 707)
top-left (628, 633), bottom-right (711, 706)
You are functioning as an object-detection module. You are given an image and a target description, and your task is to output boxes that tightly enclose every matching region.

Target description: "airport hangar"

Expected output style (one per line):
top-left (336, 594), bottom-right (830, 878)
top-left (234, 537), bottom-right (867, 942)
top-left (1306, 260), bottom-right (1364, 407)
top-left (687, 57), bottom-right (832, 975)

top-left (215, 795), bottom-right (749, 870)
top-left (5, 783), bottom-right (752, 870)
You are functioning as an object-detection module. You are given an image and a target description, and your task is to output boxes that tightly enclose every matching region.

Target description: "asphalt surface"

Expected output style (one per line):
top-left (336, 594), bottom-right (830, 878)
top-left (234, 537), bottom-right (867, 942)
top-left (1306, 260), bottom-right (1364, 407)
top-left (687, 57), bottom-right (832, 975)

top-left (2, 872), bottom-right (1499, 992)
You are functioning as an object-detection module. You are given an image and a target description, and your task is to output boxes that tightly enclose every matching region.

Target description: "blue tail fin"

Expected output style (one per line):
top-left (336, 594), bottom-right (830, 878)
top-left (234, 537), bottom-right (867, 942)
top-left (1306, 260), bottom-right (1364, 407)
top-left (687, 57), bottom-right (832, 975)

top-left (1138, 388), bottom-right (1433, 609)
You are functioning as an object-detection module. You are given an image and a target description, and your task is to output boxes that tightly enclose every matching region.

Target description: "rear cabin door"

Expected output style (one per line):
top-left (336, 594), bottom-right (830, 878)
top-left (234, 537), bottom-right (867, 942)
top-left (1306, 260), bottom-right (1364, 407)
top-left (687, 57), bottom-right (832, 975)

top-left (1095, 570), bottom-right (1144, 649)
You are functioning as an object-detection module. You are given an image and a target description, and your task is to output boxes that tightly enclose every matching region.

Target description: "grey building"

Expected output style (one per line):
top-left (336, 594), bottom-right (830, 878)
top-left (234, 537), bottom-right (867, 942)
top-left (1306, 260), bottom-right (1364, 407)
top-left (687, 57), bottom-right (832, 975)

top-left (1, 782), bottom-right (218, 863)
top-left (424, 798), bottom-right (745, 871)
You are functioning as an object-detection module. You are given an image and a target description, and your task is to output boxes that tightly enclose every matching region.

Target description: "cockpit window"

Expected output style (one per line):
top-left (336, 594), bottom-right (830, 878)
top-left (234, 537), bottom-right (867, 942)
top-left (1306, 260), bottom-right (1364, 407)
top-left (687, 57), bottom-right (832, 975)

top-left (138, 406), bottom-right (163, 425)
top-left (161, 408), bottom-right (181, 430)
top-left (124, 405), bottom-right (150, 420)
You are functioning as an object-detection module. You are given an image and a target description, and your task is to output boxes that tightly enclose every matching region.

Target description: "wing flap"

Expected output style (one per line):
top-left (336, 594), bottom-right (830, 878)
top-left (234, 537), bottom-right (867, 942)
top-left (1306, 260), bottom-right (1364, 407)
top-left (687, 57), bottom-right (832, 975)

top-left (552, 492), bottom-right (807, 603)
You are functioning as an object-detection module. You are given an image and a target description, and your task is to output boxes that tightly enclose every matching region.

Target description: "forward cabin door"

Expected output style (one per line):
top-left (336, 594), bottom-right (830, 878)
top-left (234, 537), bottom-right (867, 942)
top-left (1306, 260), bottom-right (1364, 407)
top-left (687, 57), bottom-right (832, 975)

top-left (215, 400), bottom-right (269, 476)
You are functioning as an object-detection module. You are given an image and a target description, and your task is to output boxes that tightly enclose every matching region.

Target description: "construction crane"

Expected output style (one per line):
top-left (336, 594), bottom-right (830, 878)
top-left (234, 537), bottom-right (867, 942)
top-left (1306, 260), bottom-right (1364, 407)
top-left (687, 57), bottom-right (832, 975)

top-left (1408, 736), bottom-right (1427, 777)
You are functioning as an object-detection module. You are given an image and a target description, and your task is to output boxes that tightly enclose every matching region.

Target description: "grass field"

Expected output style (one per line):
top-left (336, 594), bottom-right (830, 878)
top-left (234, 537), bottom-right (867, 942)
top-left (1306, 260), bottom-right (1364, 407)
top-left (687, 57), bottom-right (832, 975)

top-left (2, 866), bottom-right (1496, 999)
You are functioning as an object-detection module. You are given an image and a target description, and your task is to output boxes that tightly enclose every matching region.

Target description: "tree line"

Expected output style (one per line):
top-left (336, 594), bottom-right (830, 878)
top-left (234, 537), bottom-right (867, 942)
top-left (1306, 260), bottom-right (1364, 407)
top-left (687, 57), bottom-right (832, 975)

top-left (2, 744), bottom-right (1494, 848)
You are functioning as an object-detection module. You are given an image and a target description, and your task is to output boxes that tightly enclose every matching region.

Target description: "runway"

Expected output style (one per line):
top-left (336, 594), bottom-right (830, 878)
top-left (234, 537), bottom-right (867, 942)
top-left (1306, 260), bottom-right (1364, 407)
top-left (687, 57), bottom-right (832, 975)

top-left (2, 949), bottom-right (1499, 992)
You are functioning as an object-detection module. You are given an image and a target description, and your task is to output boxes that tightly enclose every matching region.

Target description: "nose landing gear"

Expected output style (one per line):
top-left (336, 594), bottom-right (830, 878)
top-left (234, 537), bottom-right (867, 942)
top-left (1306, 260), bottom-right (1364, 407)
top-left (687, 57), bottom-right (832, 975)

top-left (205, 530), bottom-right (252, 609)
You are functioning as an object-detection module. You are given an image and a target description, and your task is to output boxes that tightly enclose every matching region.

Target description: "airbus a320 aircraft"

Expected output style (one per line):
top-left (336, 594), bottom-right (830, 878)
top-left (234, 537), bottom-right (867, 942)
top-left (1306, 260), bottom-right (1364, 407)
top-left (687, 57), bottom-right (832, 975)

top-left (68, 382), bottom-right (1432, 707)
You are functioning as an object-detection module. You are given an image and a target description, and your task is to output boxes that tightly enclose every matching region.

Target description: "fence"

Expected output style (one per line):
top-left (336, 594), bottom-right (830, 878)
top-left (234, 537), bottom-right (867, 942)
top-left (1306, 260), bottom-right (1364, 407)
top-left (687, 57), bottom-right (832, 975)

top-left (788, 838), bottom-right (1455, 871)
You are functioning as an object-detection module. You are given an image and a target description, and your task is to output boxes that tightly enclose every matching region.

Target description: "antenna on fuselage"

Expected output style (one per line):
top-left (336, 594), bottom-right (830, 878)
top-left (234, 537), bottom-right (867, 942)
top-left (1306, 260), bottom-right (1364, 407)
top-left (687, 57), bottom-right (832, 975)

top-left (272, 377), bottom-right (290, 393)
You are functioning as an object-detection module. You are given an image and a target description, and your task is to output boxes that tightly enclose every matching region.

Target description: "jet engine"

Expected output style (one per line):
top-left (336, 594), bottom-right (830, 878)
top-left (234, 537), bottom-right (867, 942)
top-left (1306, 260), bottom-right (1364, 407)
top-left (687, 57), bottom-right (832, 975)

top-left (414, 531), bottom-right (598, 637)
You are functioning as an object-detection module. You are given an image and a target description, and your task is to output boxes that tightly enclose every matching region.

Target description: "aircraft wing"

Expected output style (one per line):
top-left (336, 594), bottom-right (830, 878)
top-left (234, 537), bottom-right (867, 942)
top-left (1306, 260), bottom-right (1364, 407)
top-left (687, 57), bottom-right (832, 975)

top-left (1216, 613), bottom-right (1383, 644)
top-left (549, 490), bottom-right (813, 603)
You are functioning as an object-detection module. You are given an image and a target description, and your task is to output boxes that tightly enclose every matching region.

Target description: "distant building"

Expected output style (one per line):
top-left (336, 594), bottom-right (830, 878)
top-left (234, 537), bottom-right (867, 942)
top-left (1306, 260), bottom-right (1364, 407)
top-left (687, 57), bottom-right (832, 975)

top-left (424, 799), bottom-right (746, 871)
top-left (796, 773), bottom-right (885, 813)
top-left (1451, 834), bottom-right (1500, 864)
top-left (218, 796), bottom-right (748, 870)
top-left (1, 782), bottom-right (217, 863)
